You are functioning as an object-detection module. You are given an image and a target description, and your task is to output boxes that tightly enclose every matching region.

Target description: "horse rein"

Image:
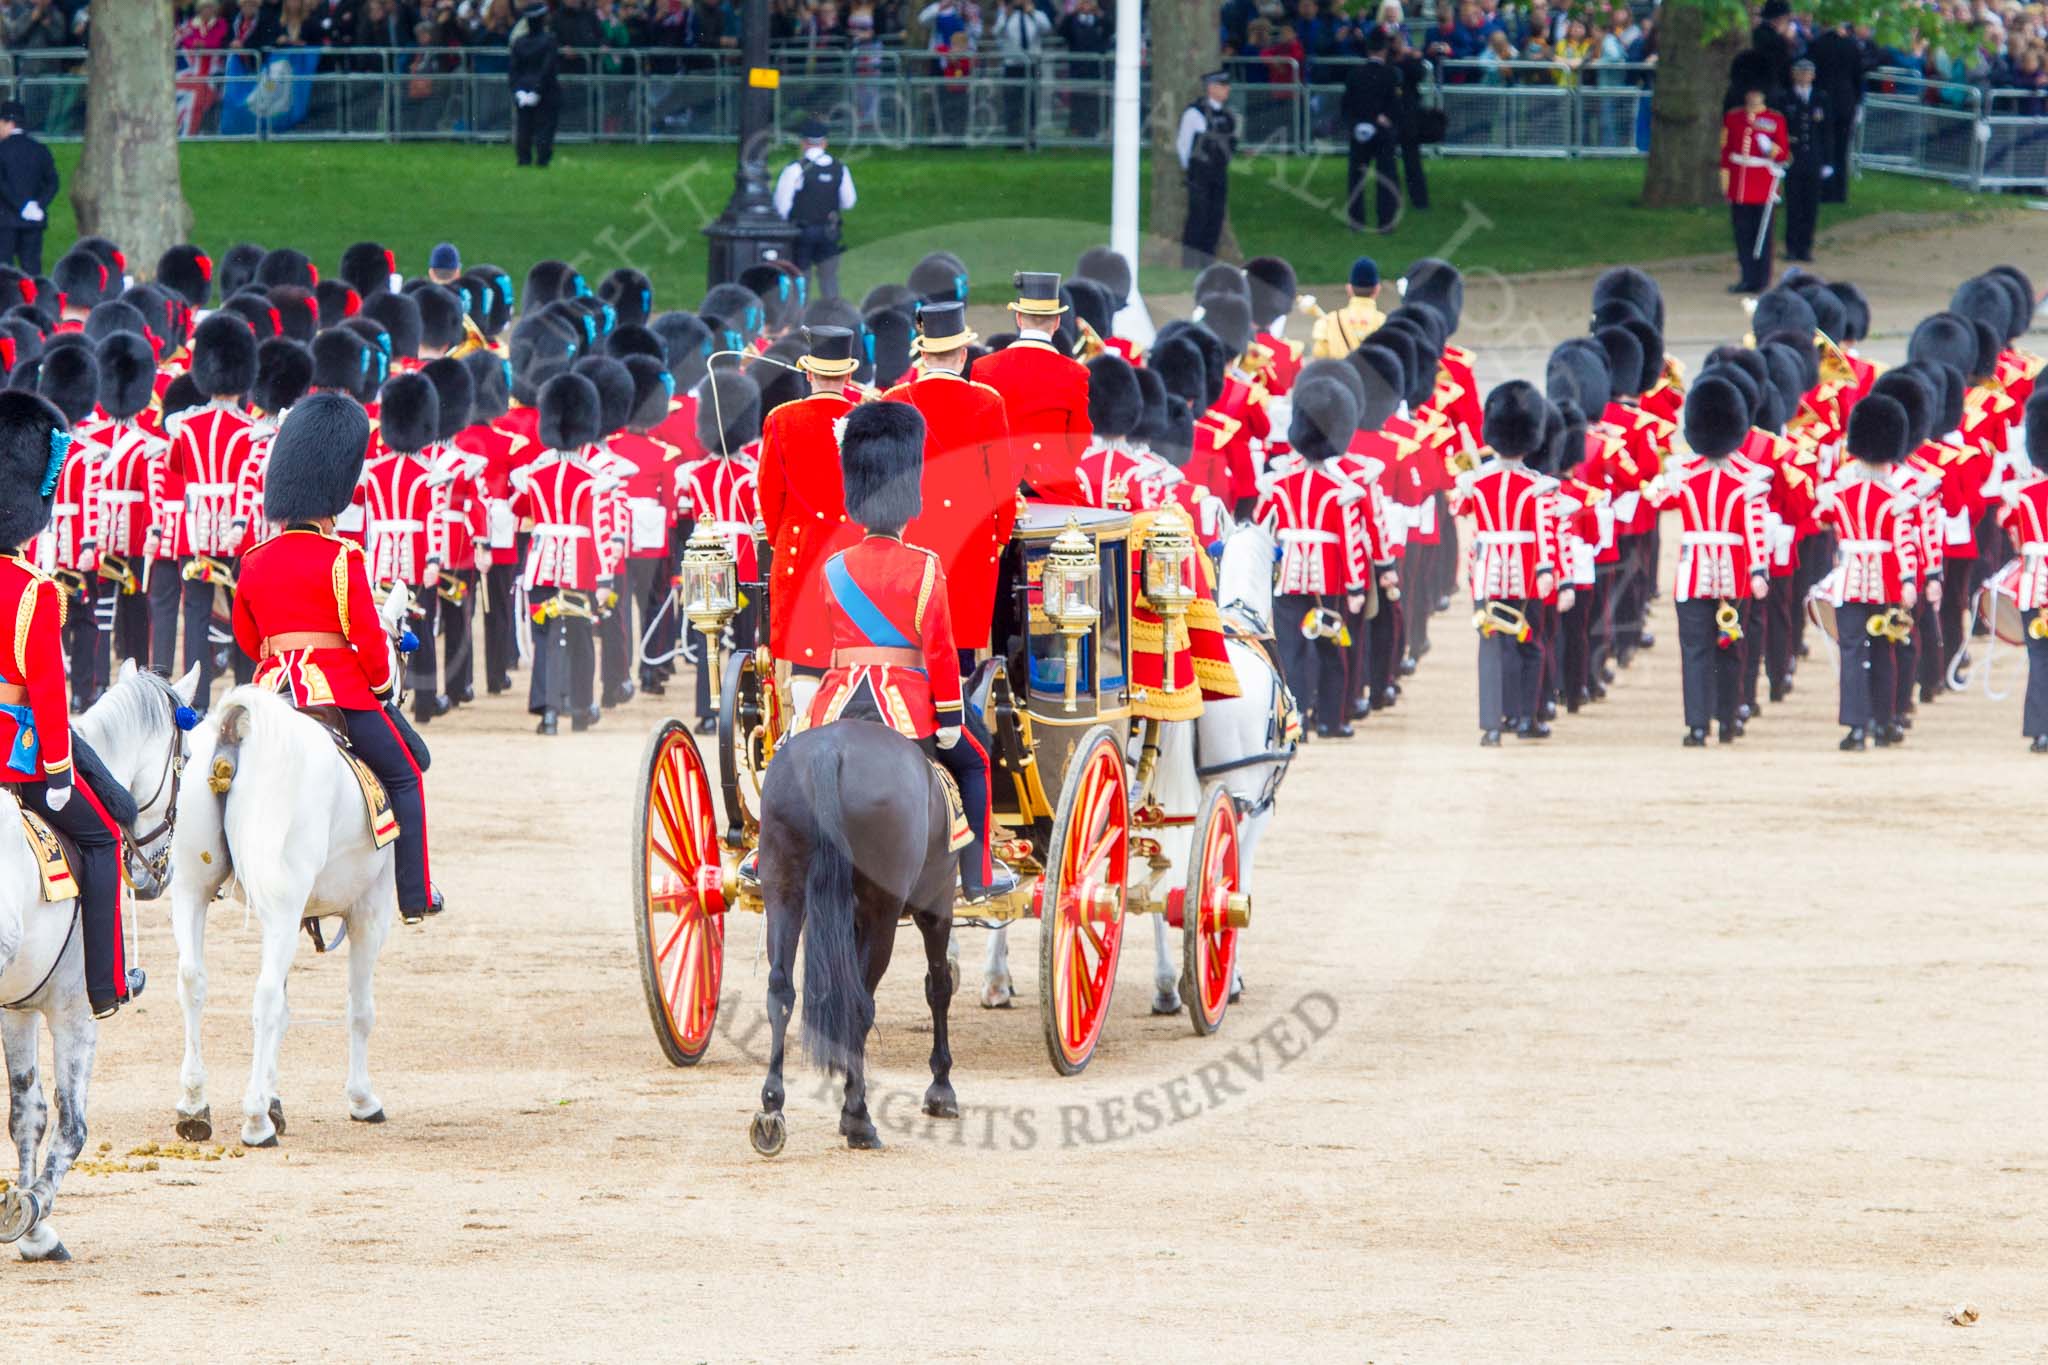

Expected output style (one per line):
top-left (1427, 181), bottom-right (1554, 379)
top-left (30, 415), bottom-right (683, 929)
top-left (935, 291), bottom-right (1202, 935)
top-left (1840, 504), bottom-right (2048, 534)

top-left (121, 673), bottom-right (188, 895)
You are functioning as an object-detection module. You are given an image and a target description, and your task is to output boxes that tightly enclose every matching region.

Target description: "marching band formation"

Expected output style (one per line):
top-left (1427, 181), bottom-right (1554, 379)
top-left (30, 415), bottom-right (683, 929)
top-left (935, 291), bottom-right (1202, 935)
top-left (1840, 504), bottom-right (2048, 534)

top-left (0, 225), bottom-right (2037, 1025)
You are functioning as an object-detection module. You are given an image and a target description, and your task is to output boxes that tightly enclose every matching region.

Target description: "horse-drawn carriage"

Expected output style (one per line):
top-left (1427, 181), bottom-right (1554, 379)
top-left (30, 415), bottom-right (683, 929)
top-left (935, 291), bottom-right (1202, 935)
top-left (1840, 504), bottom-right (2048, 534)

top-left (631, 501), bottom-right (1259, 1076)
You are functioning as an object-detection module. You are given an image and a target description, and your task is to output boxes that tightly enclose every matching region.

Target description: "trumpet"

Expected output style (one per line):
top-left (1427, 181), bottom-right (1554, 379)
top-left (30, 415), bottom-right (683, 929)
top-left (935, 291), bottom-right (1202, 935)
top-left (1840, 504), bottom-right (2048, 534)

top-left (182, 554), bottom-right (237, 591)
top-left (531, 588), bottom-right (617, 625)
top-left (50, 566), bottom-right (88, 601)
top-left (1715, 601), bottom-right (1743, 649)
top-left (1300, 605), bottom-right (1350, 647)
top-left (96, 552), bottom-right (139, 596)
top-left (1868, 605), bottom-right (1913, 645)
top-left (436, 576), bottom-right (469, 608)
top-left (1473, 599), bottom-right (1532, 643)
top-left (1072, 319), bottom-right (1106, 362)
top-left (1294, 292), bottom-right (1326, 321)
top-left (2032, 609), bottom-right (2048, 642)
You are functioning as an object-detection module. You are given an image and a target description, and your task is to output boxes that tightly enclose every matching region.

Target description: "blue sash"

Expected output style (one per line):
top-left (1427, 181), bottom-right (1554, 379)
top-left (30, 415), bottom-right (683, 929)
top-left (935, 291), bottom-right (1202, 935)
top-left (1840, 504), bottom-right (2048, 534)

top-left (824, 556), bottom-right (915, 651)
top-left (0, 702), bottom-right (37, 776)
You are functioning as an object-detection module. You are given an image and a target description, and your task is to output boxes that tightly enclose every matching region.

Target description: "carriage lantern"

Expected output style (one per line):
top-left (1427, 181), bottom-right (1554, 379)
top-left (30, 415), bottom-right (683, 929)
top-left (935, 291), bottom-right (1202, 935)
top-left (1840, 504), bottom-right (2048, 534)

top-left (1040, 518), bottom-right (1101, 715)
top-left (679, 519), bottom-right (741, 681)
top-left (1140, 512), bottom-right (1198, 696)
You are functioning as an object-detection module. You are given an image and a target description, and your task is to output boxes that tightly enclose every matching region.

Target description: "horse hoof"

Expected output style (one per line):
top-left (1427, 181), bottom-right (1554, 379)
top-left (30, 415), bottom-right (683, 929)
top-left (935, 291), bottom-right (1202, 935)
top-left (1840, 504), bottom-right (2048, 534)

top-left (922, 1094), bottom-right (959, 1120)
top-left (1151, 991), bottom-right (1183, 1016)
top-left (175, 1108), bottom-right (213, 1143)
top-left (245, 1132), bottom-right (279, 1149)
top-left (0, 1188), bottom-right (40, 1244)
top-left (844, 1128), bottom-right (886, 1151)
top-left (24, 1240), bottom-right (69, 1264)
top-left (748, 1111), bottom-right (786, 1158)
top-left (352, 1109), bottom-right (386, 1125)
top-left (268, 1099), bottom-right (286, 1137)
top-left (979, 980), bottom-right (1014, 1010)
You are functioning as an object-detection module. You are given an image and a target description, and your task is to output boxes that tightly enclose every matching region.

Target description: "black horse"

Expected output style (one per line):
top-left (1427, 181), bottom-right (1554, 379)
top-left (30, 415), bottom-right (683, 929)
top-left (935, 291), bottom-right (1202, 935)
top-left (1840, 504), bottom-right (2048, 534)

top-left (749, 719), bottom-right (962, 1156)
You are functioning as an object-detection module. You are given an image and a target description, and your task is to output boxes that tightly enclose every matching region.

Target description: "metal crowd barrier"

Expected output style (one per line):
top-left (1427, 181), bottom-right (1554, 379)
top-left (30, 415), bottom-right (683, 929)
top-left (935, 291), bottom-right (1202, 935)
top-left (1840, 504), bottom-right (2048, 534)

top-left (1301, 59), bottom-right (1651, 159)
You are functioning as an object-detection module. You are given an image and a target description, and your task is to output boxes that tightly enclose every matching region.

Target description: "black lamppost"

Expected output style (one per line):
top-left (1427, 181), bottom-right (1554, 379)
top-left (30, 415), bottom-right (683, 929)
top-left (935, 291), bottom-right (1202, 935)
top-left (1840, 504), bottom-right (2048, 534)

top-left (702, 0), bottom-right (796, 286)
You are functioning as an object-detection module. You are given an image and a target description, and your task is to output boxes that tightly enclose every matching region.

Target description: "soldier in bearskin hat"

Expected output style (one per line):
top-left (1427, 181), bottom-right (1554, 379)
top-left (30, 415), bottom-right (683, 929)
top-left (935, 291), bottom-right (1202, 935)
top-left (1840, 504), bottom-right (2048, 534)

top-left (681, 366), bottom-right (763, 727)
top-left (512, 372), bottom-right (608, 735)
top-left (84, 330), bottom-right (165, 670)
top-left (362, 371), bottom-right (453, 723)
top-left (238, 393), bottom-right (442, 924)
top-left (339, 241), bottom-right (398, 302)
top-left (2000, 393), bottom-right (2048, 750)
top-left (163, 312), bottom-right (262, 699)
top-left (803, 400), bottom-right (1012, 901)
top-left (1454, 380), bottom-right (1555, 745)
top-left (1818, 393), bottom-right (1917, 750)
top-left (34, 341), bottom-right (103, 706)
top-left (422, 356), bottom-right (483, 710)
top-left (0, 387), bottom-right (141, 1012)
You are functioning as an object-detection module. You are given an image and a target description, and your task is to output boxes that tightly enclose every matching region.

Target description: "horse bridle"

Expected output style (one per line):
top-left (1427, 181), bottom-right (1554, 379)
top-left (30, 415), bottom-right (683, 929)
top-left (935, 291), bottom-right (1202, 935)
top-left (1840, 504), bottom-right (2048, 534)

top-left (122, 673), bottom-right (187, 897)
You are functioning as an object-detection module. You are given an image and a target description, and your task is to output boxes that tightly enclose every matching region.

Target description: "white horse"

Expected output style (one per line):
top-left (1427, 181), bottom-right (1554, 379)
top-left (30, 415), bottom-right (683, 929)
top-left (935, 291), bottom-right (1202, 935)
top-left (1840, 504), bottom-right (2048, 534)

top-left (0, 662), bottom-right (197, 1262)
top-left (978, 518), bottom-right (1296, 1014)
top-left (170, 686), bottom-right (403, 1147)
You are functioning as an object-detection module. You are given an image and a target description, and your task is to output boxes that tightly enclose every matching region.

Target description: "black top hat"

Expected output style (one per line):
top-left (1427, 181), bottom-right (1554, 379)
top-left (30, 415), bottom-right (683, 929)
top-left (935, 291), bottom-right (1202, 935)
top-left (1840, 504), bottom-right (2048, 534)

top-left (914, 301), bottom-right (976, 353)
top-left (798, 324), bottom-right (859, 377)
top-left (1009, 271), bottom-right (1066, 318)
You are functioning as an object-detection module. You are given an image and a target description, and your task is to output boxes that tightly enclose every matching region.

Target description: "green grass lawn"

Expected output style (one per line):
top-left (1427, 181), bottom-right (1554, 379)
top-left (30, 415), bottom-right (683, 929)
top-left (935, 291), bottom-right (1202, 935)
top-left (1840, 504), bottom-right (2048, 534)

top-left (37, 142), bottom-right (2013, 307)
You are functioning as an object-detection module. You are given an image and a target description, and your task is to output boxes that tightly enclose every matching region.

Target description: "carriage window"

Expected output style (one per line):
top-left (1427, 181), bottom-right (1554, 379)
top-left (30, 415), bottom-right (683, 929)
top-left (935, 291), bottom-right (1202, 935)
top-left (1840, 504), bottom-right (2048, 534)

top-left (1097, 540), bottom-right (1127, 699)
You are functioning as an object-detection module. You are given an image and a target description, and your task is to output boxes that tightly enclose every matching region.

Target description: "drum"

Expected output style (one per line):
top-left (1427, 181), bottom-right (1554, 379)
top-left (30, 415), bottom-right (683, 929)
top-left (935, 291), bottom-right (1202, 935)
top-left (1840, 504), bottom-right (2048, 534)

top-left (1804, 568), bottom-right (1842, 643)
top-left (1978, 557), bottom-right (2031, 647)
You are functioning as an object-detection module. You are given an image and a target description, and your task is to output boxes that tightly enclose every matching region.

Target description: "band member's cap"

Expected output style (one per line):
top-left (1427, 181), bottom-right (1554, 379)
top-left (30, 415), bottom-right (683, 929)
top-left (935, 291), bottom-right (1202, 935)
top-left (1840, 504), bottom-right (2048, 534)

top-left (914, 301), bottom-right (976, 352)
top-left (1010, 271), bottom-right (1067, 317)
top-left (1349, 257), bottom-right (1379, 290)
top-left (798, 324), bottom-right (860, 376)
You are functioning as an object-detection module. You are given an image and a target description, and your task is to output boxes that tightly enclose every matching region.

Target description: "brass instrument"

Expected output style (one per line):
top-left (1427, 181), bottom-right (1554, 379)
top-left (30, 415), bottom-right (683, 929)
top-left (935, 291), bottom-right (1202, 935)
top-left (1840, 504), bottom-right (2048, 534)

top-left (1302, 606), bottom-right (1350, 647)
top-left (96, 552), bottom-right (139, 596)
top-left (2032, 608), bottom-right (2048, 642)
top-left (1294, 292), bottom-right (1326, 321)
top-left (531, 588), bottom-right (617, 625)
top-left (1242, 339), bottom-right (1275, 378)
top-left (436, 576), bottom-right (469, 608)
top-left (1715, 601), bottom-right (1743, 649)
top-left (1072, 319), bottom-right (1106, 362)
top-left (1473, 599), bottom-right (1531, 643)
top-left (1868, 605), bottom-right (1913, 645)
top-left (182, 554), bottom-right (237, 591)
top-left (51, 566), bottom-right (88, 601)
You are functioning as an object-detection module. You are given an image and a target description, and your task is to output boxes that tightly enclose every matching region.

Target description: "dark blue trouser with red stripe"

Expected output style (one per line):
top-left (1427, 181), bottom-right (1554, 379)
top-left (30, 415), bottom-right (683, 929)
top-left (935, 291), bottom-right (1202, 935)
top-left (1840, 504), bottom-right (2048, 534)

top-left (342, 705), bottom-right (431, 914)
top-left (16, 776), bottom-right (123, 1004)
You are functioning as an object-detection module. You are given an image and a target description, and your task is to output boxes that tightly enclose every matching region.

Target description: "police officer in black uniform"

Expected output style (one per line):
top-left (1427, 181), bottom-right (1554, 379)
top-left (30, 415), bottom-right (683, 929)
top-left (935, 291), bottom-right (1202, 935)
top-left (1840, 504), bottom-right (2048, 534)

top-left (509, 3), bottom-right (562, 168)
top-left (1780, 58), bottom-right (1827, 263)
top-left (0, 99), bottom-right (58, 275)
top-left (1342, 28), bottom-right (1403, 233)
top-left (1175, 70), bottom-right (1236, 267)
top-left (773, 117), bottom-right (858, 301)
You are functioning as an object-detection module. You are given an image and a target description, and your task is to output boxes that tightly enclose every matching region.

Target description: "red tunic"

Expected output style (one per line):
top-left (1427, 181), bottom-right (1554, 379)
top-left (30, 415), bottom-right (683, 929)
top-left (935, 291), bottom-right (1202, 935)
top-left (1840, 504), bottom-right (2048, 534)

top-left (1720, 107), bottom-right (1789, 205)
top-left (970, 335), bottom-right (1091, 504)
top-left (74, 418), bottom-right (163, 561)
top-left (233, 527), bottom-right (394, 711)
top-left (352, 451), bottom-right (450, 586)
top-left (510, 454), bottom-right (611, 591)
top-left (608, 430), bottom-right (685, 560)
top-left (1253, 454), bottom-right (1365, 597)
top-left (755, 388), bottom-right (859, 667)
top-left (1818, 473), bottom-right (1919, 604)
top-left (804, 535), bottom-right (961, 740)
top-left (455, 417), bottom-right (526, 551)
top-left (0, 554), bottom-right (74, 782)
top-left (1254, 332), bottom-right (1303, 396)
top-left (1656, 462), bottom-right (1768, 602)
top-left (166, 401), bottom-right (261, 557)
top-left (1997, 473), bottom-right (2048, 610)
top-left (676, 455), bottom-right (761, 582)
top-left (1452, 461), bottom-right (1556, 600)
top-left (886, 369), bottom-right (1015, 651)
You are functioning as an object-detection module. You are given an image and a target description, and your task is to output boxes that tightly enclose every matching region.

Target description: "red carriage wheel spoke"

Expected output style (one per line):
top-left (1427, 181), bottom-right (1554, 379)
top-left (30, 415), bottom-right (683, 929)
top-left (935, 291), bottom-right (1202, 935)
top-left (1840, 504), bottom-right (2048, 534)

top-left (635, 725), bottom-right (727, 1065)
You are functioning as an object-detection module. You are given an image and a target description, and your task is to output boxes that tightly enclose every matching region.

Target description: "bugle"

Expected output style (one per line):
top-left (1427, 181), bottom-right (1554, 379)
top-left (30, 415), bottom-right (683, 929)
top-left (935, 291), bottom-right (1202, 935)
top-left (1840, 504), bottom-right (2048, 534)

top-left (1473, 599), bottom-right (1532, 643)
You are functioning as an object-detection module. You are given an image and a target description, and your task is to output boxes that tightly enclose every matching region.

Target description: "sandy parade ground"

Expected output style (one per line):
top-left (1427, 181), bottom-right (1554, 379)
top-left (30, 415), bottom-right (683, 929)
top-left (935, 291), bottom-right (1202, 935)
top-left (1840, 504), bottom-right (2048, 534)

top-left (8, 216), bottom-right (2048, 1360)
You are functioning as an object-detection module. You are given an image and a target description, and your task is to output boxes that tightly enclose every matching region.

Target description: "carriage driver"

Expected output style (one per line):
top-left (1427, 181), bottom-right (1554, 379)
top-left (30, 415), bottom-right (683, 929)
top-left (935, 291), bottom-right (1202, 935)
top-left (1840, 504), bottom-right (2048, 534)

top-left (232, 394), bottom-right (443, 925)
top-left (804, 402), bottom-right (1017, 902)
top-left (0, 391), bottom-right (141, 1017)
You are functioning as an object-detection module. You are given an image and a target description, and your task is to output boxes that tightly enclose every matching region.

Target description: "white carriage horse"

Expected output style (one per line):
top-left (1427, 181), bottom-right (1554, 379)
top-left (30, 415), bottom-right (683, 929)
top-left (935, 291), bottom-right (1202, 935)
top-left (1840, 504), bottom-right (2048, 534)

top-left (978, 516), bottom-right (1296, 1015)
top-left (169, 587), bottom-right (421, 1148)
top-left (0, 662), bottom-right (198, 1262)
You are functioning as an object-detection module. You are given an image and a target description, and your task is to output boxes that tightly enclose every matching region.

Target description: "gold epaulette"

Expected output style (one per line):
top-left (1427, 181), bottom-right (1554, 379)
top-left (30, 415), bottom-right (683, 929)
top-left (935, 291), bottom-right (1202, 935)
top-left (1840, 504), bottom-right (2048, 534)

top-left (1200, 412), bottom-right (1242, 446)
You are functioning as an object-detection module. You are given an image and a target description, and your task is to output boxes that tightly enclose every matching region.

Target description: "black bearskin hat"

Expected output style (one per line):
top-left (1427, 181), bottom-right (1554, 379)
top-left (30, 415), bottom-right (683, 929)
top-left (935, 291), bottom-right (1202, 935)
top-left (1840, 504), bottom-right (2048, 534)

top-left (605, 322), bottom-right (664, 362)
top-left (522, 259), bottom-right (583, 313)
top-left (421, 356), bottom-right (474, 443)
top-left (572, 354), bottom-right (635, 438)
top-left (802, 296), bottom-right (862, 335)
top-left (1965, 317), bottom-right (2002, 383)
top-left (1846, 393), bottom-right (1910, 466)
top-left (216, 243), bottom-right (267, 299)
top-left (1920, 361), bottom-right (1965, 437)
top-left (1751, 288), bottom-right (1816, 341)
top-left (339, 241), bottom-right (396, 299)
top-left (539, 372), bottom-right (601, 451)
top-left (738, 262), bottom-right (801, 330)
top-left (191, 313), bottom-right (258, 397)
top-left (1347, 345), bottom-right (1404, 430)
top-left (464, 269), bottom-right (512, 339)
top-left (752, 337), bottom-right (808, 414)
top-left (1548, 338), bottom-right (1611, 416)
top-left (255, 247), bottom-right (317, 292)
top-left (1757, 328), bottom-right (1819, 392)
top-left (1592, 326), bottom-right (1644, 402)
top-left (222, 291), bottom-right (282, 340)
top-left (1073, 246), bottom-right (1132, 309)
top-left (1683, 374), bottom-right (1751, 459)
top-left (1063, 278), bottom-right (1114, 344)
top-left (598, 267), bottom-right (655, 329)
top-left (1827, 281), bottom-right (1871, 343)
top-left (362, 289), bottom-right (422, 360)
top-left (312, 328), bottom-right (376, 399)
top-left (74, 236), bottom-right (123, 277)
top-left (265, 393), bottom-right (371, 523)
top-left (1758, 343), bottom-right (1808, 430)
top-left (315, 279), bottom-right (362, 329)
top-left (623, 354), bottom-right (671, 432)
top-left (1804, 285), bottom-right (1846, 343)
top-left (252, 337), bottom-right (313, 417)
top-left (52, 250), bottom-right (111, 311)
top-left (1244, 256), bottom-right (1297, 324)
top-left (84, 300), bottom-right (147, 345)
top-left (908, 251), bottom-right (969, 306)
top-left (1298, 359), bottom-right (1367, 435)
top-left (1198, 294), bottom-right (1253, 360)
top-left (1869, 368), bottom-right (1935, 449)
top-left (1988, 264), bottom-right (2037, 337)
top-left (464, 349), bottom-right (512, 425)
top-left (860, 281), bottom-right (919, 321)
top-left (1086, 354), bottom-right (1141, 438)
top-left (650, 311), bottom-right (710, 388)
top-left (1153, 396), bottom-right (1197, 469)
top-left (1193, 262), bottom-right (1248, 305)
top-left (1288, 375), bottom-right (1358, 463)
top-left (159, 373), bottom-right (203, 423)
top-left (413, 284), bottom-right (465, 353)
top-left (1401, 258), bottom-right (1463, 333)
top-left (1149, 334), bottom-right (1207, 409)
top-left (839, 398), bottom-right (925, 535)
top-left (1155, 321), bottom-right (1225, 409)
top-left (0, 390), bottom-right (70, 546)
top-left (36, 344), bottom-right (97, 425)
top-left (1619, 317), bottom-right (1663, 393)
top-left (1907, 312), bottom-right (1976, 377)
top-left (1591, 265), bottom-right (1664, 333)
top-left (343, 312), bottom-right (391, 359)
top-left (1591, 298), bottom-right (1647, 331)
top-left (1952, 276), bottom-right (2016, 345)
top-left (864, 307), bottom-right (913, 389)
top-left (378, 372), bottom-right (438, 454)
top-left (1482, 379), bottom-right (1546, 459)
top-left (268, 285), bottom-right (321, 344)
top-left (96, 332), bottom-right (156, 422)
top-left (693, 368), bottom-right (762, 456)
top-left (2028, 390), bottom-right (2048, 470)
top-left (1385, 302), bottom-right (1446, 352)
top-left (1382, 320), bottom-right (1442, 409)
top-left (1364, 327), bottom-right (1421, 410)
top-left (155, 244), bottom-right (212, 308)
top-left (1131, 365), bottom-right (1169, 447)
top-left (698, 283), bottom-right (763, 344)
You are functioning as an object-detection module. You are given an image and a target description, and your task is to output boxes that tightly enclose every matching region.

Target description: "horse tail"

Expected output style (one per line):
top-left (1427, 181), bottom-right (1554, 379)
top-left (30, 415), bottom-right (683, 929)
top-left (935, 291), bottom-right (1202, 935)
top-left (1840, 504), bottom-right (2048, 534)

top-left (798, 740), bottom-right (871, 1076)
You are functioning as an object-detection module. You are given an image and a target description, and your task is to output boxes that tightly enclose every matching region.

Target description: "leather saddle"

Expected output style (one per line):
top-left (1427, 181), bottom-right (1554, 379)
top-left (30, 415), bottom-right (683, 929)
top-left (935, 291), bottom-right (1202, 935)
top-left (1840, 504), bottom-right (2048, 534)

top-left (293, 704), bottom-right (401, 852)
top-left (16, 804), bottom-right (76, 903)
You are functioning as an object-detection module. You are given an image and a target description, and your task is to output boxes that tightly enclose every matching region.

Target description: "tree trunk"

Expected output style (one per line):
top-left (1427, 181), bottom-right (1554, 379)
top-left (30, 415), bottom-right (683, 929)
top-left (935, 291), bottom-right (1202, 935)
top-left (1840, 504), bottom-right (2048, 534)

top-left (1144, 0), bottom-right (1229, 268)
top-left (73, 2), bottom-right (192, 275)
top-left (1640, 5), bottom-right (1746, 208)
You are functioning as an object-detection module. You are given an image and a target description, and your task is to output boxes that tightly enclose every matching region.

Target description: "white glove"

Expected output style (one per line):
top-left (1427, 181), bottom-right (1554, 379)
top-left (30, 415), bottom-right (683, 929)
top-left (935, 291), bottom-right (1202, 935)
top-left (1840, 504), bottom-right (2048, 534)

top-left (1753, 134), bottom-right (1774, 155)
top-left (1557, 588), bottom-right (1577, 613)
top-left (44, 781), bottom-right (68, 812)
top-left (514, 89), bottom-right (540, 109)
top-left (379, 582), bottom-right (414, 634)
top-left (19, 201), bottom-right (41, 224)
top-left (1820, 164), bottom-right (1835, 180)
top-left (1345, 592), bottom-right (1366, 614)
top-left (935, 726), bottom-right (961, 749)
top-left (1352, 122), bottom-right (1375, 143)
